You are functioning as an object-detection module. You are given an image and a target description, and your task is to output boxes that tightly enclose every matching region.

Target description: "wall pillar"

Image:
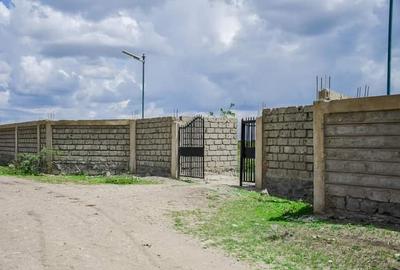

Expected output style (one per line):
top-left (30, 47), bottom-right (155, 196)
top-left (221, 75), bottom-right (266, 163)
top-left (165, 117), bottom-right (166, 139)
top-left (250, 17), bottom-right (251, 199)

top-left (45, 121), bottom-right (53, 173)
top-left (255, 116), bottom-right (264, 190)
top-left (129, 120), bottom-right (136, 174)
top-left (170, 121), bottom-right (179, 179)
top-left (313, 102), bottom-right (326, 214)
top-left (14, 126), bottom-right (18, 160)
top-left (36, 124), bottom-right (41, 154)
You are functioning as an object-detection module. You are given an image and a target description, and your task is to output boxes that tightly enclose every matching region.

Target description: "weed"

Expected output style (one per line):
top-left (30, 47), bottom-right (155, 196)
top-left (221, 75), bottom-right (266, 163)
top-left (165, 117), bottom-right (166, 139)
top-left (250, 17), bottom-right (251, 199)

top-left (174, 189), bottom-right (400, 270)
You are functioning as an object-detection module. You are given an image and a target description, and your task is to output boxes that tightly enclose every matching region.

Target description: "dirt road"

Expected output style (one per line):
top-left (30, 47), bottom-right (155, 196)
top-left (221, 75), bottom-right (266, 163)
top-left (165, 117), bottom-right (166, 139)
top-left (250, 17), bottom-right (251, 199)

top-left (0, 176), bottom-right (252, 270)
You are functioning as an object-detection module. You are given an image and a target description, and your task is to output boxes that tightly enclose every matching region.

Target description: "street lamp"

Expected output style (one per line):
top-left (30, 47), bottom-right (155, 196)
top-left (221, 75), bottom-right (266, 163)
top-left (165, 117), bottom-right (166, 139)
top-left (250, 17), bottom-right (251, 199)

top-left (122, 50), bottom-right (145, 118)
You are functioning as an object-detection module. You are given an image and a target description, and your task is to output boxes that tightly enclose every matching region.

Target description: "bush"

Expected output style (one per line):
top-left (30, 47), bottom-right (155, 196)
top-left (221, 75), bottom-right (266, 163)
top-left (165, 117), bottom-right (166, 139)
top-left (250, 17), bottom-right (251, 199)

top-left (13, 148), bottom-right (56, 175)
top-left (15, 153), bottom-right (41, 175)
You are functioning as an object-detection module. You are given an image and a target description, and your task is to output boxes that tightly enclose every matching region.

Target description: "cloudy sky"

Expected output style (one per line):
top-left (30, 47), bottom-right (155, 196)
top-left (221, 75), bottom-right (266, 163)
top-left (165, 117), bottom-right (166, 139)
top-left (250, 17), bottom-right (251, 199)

top-left (0, 0), bottom-right (399, 123)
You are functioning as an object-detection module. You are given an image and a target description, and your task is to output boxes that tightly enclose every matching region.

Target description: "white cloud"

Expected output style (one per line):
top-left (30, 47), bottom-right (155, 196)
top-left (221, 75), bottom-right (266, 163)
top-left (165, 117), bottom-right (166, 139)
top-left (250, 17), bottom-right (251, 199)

top-left (0, 90), bottom-right (10, 108)
top-left (0, 60), bottom-right (11, 89)
top-left (0, 2), bottom-right (10, 25)
top-left (0, 0), bottom-right (398, 123)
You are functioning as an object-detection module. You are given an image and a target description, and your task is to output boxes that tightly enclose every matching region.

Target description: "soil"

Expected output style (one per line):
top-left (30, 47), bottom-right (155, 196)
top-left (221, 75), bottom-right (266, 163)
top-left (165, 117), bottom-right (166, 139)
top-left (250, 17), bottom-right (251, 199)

top-left (0, 176), bottom-right (252, 270)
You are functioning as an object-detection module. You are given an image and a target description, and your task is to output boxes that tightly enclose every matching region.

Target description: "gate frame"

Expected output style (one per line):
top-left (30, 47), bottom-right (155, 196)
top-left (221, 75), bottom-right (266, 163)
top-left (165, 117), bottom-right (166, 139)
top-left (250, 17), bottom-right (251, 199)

top-left (240, 117), bottom-right (256, 186)
top-left (178, 116), bottom-right (205, 179)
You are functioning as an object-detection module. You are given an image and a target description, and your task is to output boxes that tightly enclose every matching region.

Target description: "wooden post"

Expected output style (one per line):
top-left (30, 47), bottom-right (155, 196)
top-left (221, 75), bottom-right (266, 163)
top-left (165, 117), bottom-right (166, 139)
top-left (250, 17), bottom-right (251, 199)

top-left (255, 116), bottom-right (264, 190)
top-left (170, 121), bottom-right (179, 179)
top-left (129, 120), bottom-right (136, 174)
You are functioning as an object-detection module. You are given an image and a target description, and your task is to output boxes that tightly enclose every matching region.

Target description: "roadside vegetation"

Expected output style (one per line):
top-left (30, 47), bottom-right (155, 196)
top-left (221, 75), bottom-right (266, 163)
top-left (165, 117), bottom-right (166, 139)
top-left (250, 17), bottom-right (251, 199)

top-left (172, 189), bottom-right (400, 270)
top-left (0, 165), bottom-right (158, 185)
top-left (0, 149), bottom-right (158, 185)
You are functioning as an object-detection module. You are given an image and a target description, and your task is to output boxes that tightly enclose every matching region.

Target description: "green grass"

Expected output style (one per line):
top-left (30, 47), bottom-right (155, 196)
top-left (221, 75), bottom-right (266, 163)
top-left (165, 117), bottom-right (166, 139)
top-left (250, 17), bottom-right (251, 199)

top-left (173, 189), bottom-right (400, 270)
top-left (0, 165), bottom-right (158, 185)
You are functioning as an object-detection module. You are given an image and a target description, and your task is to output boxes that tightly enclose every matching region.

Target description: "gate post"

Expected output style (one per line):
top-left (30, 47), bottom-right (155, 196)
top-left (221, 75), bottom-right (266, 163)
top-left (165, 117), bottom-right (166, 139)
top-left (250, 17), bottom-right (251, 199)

top-left (170, 120), bottom-right (179, 179)
top-left (255, 116), bottom-right (264, 190)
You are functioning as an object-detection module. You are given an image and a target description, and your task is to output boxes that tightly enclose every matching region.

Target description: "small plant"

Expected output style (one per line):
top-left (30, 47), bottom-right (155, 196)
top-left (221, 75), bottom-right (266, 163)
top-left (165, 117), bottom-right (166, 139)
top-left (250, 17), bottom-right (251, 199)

top-left (15, 153), bottom-right (41, 175)
top-left (208, 103), bottom-right (236, 118)
top-left (220, 103), bottom-right (236, 118)
top-left (13, 148), bottom-right (59, 175)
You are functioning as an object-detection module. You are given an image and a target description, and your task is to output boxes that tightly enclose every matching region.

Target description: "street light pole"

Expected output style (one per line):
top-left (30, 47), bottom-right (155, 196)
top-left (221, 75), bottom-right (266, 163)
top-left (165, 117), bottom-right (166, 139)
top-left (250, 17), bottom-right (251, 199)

top-left (122, 50), bottom-right (146, 119)
top-left (142, 54), bottom-right (145, 119)
top-left (387, 0), bottom-right (393, 95)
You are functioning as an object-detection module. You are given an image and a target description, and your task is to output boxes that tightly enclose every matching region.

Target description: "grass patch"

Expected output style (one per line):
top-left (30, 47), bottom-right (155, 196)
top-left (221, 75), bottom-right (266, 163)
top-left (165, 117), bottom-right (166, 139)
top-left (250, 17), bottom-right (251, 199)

top-left (173, 189), bottom-right (400, 270)
top-left (0, 165), bottom-right (158, 185)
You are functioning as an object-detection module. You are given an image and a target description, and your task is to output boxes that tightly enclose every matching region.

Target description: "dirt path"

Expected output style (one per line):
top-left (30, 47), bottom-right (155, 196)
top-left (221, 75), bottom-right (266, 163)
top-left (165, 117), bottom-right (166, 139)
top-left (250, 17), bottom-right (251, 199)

top-left (0, 176), bottom-right (252, 270)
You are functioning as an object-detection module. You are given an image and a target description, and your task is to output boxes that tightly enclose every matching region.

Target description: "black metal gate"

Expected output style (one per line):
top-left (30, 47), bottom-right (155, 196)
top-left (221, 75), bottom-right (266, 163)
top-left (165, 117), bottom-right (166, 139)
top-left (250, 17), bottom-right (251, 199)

top-left (240, 118), bottom-right (256, 186)
top-left (178, 116), bottom-right (205, 178)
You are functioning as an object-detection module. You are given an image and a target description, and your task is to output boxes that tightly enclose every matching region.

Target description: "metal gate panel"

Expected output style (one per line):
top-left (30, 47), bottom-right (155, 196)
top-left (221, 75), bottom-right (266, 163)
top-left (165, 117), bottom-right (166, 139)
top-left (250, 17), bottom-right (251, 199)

top-left (178, 116), bottom-right (205, 179)
top-left (240, 118), bottom-right (256, 186)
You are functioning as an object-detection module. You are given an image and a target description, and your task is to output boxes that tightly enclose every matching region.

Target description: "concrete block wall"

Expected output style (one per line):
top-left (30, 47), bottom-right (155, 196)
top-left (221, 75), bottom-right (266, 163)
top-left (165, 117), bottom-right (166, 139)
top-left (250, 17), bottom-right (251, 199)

top-left (52, 124), bottom-right (130, 175)
top-left (17, 126), bottom-right (38, 154)
top-left (314, 95), bottom-right (400, 224)
top-left (317, 98), bottom-right (400, 223)
top-left (0, 116), bottom-right (237, 178)
top-left (204, 117), bottom-right (237, 176)
top-left (136, 117), bottom-right (173, 177)
top-left (261, 105), bottom-right (314, 201)
top-left (0, 127), bottom-right (15, 164)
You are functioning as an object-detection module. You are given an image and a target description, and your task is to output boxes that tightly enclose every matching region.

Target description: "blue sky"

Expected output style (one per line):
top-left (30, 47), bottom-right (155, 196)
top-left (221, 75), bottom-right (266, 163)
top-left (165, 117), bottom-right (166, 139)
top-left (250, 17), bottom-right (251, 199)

top-left (0, 0), bottom-right (399, 123)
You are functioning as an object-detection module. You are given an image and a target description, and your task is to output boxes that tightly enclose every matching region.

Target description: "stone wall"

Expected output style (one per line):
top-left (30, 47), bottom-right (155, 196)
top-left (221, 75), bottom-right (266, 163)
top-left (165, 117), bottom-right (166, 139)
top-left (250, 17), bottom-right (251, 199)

top-left (17, 126), bottom-right (38, 154)
top-left (136, 117), bottom-right (173, 177)
top-left (323, 109), bottom-right (400, 223)
top-left (0, 116), bottom-right (238, 178)
top-left (0, 127), bottom-right (15, 164)
top-left (204, 117), bottom-right (237, 175)
top-left (52, 124), bottom-right (130, 175)
top-left (262, 105), bottom-right (314, 201)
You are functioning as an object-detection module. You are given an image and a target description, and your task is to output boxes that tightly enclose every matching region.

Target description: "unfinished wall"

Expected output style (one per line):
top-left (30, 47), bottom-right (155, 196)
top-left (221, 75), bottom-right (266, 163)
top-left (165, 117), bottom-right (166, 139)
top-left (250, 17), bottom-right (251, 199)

top-left (314, 95), bottom-right (400, 224)
top-left (136, 117), bottom-right (173, 177)
top-left (0, 128), bottom-right (15, 165)
top-left (204, 117), bottom-right (237, 175)
top-left (52, 124), bottom-right (130, 175)
top-left (262, 106), bottom-right (314, 201)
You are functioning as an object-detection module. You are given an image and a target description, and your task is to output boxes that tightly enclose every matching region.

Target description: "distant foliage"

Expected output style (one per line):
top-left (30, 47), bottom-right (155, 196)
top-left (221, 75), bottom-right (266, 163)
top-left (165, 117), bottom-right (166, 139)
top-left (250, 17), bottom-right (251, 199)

top-left (209, 103), bottom-right (236, 118)
top-left (220, 103), bottom-right (236, 118)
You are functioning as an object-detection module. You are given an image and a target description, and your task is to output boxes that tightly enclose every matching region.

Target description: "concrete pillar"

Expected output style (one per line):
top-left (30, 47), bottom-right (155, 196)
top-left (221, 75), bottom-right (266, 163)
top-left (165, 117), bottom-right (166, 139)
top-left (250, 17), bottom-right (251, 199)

top-left (36, 124), bottom-right (41, 154)
top-left (313, 102), bottom-right (325, 213)
top-left (14, 126), bottom-right (18, 160)
top-left (255, 116), bottom-right (264, 190)
top-left (129, 120), bottom-right (136, 174)
top-left (45, 121), bottom-right (53, 173)
top-left (170, 121), bottom-right (179, 179)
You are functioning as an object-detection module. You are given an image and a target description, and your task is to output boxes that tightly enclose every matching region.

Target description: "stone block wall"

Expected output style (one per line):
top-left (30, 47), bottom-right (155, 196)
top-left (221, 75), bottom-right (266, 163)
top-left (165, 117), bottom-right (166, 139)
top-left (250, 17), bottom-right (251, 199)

top-left (0, 127), bottom-right (15, 164)
top-left (136, 117), bottom-right (173, 176)
top-left (323, 109), bottom-right (400, 223)
top-left (17, 126), bottom-right (37, 154)
top-left (204, 117), bottom-right (237, 175)
top-left (262, 105), bottom-right (314, 201)
top-left (52, 125), bottom-right (130, 175)
top-left (0, 116), bottom-right (238, 178)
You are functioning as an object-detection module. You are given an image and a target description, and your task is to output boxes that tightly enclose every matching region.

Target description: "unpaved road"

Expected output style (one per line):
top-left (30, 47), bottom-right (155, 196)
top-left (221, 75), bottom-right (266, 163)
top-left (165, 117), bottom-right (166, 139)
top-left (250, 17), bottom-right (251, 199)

top-left (0, 176), bottom-right (252, 270)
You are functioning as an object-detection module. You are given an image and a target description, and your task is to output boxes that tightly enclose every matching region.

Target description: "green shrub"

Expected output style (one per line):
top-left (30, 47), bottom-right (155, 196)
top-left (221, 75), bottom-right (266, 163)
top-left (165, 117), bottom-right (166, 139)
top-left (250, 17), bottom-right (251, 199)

top-left (15, 153), bottom-right (41, 175)
top-left (13, 148), bottom-right (58, 175)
